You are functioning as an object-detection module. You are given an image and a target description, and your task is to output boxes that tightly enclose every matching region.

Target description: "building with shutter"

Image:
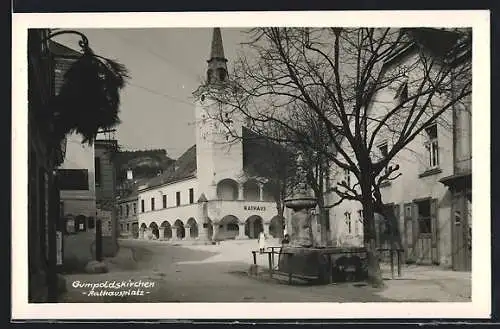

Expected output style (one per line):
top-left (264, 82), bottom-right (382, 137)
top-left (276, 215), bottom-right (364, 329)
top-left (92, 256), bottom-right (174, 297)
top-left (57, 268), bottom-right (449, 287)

top-left (329, 28), bottom-right (471, 271)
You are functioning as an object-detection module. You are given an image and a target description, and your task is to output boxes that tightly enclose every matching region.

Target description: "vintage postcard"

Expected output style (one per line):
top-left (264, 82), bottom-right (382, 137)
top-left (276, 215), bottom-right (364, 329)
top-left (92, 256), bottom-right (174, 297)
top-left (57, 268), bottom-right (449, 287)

top-left (12, 10), bottom-right (490, 320)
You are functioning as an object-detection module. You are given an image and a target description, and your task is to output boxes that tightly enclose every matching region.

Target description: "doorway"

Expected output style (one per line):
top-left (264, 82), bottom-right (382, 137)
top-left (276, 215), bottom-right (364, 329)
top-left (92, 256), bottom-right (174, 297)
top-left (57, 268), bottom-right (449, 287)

top-left (404, 199), bottom-right (439, 265)
top-left (451, 191), bottom-right (472, 271)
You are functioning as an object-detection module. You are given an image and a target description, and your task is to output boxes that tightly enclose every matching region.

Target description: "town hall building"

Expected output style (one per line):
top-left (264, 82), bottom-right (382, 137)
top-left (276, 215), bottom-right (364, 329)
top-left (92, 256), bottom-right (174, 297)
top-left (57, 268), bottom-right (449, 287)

top-left (131, 28), bottom-right (285, 242)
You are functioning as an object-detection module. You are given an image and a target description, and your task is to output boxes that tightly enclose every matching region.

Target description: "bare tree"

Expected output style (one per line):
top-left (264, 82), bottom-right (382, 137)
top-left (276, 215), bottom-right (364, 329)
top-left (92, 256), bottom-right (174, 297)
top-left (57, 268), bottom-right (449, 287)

top-left (200, 27), bottom-right (471, 286)
top-left (238, 124), bottom-right (298, 234)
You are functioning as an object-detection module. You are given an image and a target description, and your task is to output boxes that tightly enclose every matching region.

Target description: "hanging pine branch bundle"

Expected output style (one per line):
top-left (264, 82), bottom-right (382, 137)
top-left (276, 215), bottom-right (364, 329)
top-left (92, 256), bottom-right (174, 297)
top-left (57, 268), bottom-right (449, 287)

top-left (52, 47), bottom-right (130, 145)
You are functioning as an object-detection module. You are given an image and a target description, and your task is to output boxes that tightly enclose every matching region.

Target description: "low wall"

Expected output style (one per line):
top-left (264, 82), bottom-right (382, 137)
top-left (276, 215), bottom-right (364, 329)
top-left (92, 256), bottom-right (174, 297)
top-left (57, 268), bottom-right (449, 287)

top-left (278, 246), bottom-right (368, 283)
top-left (62, 230), bottom-right (119, 273)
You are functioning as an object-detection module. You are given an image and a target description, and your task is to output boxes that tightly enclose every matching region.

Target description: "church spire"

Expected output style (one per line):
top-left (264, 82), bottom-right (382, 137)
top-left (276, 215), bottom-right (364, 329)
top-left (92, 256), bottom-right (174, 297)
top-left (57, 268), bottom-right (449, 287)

top-left (210, 27), bottom-right (225, 60)
top-left (206, 27), bottom-right (228, 85)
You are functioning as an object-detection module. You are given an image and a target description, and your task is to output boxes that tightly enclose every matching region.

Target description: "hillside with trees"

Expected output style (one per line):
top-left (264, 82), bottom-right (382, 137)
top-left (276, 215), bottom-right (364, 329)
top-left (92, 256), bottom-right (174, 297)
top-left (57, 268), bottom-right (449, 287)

top-left (114, 148), bottom-right (176, 183)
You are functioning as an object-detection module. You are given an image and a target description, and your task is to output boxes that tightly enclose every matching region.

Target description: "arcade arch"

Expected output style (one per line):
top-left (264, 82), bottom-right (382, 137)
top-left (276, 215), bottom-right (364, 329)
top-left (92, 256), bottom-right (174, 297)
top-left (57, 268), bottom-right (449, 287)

top-left (219, 215), bottom-right (239, 240)
top-left (269, 216), bottom-right (284, 238)
top-left (186, 217), bottom-right (198, 238)
top-left (149, 222), bottom-right (159, 239)
top-left (245, 215), bottom-right (263, 239)
top-left (262, 182), bottom-right (276, 202)
top-left (174, 219), bottom-right (185, 239)
top-left (243, 180), bottom-right (260, 201)
top-left (216, 179), bottom-right (238, 200)
top-left (160, 221), bottom-right (172, 240)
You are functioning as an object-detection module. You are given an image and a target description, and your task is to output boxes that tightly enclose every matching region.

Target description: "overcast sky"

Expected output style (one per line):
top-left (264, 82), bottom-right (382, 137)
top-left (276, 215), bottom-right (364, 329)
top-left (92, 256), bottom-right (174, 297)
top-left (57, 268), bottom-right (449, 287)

top-left (54, 28), bottom-right (248, 158)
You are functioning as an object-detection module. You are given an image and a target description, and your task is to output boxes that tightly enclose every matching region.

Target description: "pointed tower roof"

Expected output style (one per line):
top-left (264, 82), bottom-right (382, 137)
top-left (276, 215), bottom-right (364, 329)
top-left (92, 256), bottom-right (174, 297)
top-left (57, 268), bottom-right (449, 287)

top-left (209, 27), bottom-right (226, 60)
top-left (197, 193), bottom-right (208, 203)
top-left (206, 28), bottom-right (228, 85)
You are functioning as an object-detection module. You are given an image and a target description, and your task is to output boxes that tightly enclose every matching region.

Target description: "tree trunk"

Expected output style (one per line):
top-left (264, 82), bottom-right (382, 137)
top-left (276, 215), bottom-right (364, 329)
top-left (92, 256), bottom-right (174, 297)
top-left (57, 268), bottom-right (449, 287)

top-left (361, 178), bottom-right (384, 287)
top-left (275, 196), bottom-right (285, 239)
top-left (317, 196), bottom-right (329, 246)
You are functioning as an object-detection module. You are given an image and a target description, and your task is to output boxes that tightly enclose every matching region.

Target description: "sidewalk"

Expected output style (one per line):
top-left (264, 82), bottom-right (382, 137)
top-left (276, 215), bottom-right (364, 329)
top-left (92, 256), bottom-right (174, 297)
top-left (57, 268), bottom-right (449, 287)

top-left (377, 263), bottom-right (471, 302)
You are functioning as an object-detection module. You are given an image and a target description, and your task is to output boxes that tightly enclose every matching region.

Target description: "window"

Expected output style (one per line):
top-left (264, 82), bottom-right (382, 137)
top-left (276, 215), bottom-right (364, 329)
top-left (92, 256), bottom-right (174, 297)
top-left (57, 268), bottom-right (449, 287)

top-left (345, 212), bottom-right (352, 234)
top-left (343, 169), bottom-right (351, 188)
top-left (141, 199), bottom-right (145, 213)
top-left (417, 199), bottom-right (431, 234)
top-left (394, 76), bottom-right (409, 103)
top-left (189, 188), bottom-right (194, 204)
top-left (378, 142), bottom-right (389, 175)
top-left (133, 203), bottom-right (137, 214)
top-left (217, 68), bottom-right (226, 82)
top-left (162, 195), bottom-right (167, 208)
top-left (207, 69), bottom-right (213, 84)
top-left (126, 223), bottom-right (130, 232)
top-left (356, 210), bottom-right (363, 234)
top-left (176, 192), bottom-right (181, 206)
top-left (119, 205), bottom-right (123, 217)
top-left (424, 124), bottom-right (439, 169)
top-left (151, 197), bottom-right (155, 211)
top-left (94, 157), bottom-right (101, 187)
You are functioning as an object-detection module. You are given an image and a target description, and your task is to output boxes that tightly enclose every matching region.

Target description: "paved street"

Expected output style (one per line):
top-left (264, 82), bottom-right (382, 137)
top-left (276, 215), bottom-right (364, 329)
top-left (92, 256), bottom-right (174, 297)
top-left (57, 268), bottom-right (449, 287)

top-left (60, 239), bottom-right (471, 303)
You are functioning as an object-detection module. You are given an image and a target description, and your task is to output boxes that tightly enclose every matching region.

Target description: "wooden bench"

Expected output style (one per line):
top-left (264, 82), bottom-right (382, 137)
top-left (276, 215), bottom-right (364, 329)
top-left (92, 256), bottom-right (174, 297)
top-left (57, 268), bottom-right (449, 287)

top-left (251, 247), bottom-right (298, 284)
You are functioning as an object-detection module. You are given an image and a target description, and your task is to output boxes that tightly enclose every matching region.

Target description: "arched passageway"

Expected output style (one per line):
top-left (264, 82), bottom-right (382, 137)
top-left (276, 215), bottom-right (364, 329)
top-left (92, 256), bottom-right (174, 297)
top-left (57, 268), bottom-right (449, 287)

top-left (149, 222), bottom-right (159, 239)
top-left (187, 217), bottom-right (198, 238)
top-left (139, 223), bottom-right (147, 239)
top-left (216, 179), bottom-right (239, 200)
top-left (219, 215), bottom-right (239, 240)
top-left (245, 215), bottom-right (263, 239)
top-left (269, 216), bottom-right (284, 238)
top-left (174, 219), bottom-right (185, 239)
top-left (160, 221), bottom-right (172, 240)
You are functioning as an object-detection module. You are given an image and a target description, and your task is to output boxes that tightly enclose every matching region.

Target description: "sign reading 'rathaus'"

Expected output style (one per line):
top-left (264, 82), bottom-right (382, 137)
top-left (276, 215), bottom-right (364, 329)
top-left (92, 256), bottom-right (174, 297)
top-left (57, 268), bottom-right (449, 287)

top-left (244, 205), bottom-right (266, 211)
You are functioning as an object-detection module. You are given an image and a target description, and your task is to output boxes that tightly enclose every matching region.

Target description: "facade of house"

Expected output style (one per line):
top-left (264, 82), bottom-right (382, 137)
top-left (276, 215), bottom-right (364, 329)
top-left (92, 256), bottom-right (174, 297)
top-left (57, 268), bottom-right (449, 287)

top-left (330, 29), bottom-right (472, 271)
top-left (136, 28), bottom-right (284, 242)
top-left (58, 132), bottom-right (97, 234)
top-left (116, 172), bottom-right (140, 239)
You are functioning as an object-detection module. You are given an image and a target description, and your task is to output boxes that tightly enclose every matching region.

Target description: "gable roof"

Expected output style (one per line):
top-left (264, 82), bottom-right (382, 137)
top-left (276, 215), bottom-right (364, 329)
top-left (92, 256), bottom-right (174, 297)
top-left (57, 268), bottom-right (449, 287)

top-left (384, 28), bottom-right (469, 68)
top-left (138, 145), bottom-right (197, 191)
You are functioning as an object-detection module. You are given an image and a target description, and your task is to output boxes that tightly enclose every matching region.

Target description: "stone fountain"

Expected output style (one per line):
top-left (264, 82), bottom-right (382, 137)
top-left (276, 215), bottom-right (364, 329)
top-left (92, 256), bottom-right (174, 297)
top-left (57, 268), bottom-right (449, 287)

top-left (277, 154), bottom-right (366, 283)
